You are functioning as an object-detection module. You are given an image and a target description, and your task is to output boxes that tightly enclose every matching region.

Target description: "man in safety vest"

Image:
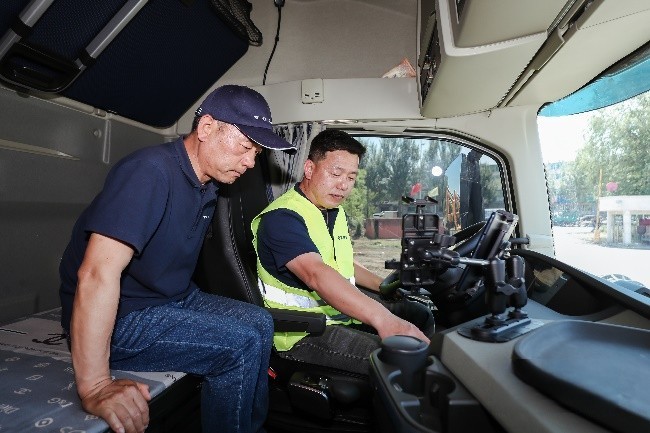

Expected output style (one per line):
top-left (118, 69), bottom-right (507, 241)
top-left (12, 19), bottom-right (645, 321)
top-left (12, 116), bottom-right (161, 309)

top-left (252, 129), bottom-right (434, 375)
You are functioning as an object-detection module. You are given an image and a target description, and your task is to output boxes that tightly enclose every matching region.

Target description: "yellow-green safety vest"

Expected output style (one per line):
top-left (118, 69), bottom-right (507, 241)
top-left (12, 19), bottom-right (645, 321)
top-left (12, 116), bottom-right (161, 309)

top-left (252, 188), bottom-right (359, 351)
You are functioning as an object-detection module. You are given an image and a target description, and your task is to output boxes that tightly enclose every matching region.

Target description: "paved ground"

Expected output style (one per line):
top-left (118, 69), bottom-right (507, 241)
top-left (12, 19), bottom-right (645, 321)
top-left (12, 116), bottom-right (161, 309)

top-left (352, 237), bottom-right (400, 278)
top-left (553, 226), bottom-right (650, 288)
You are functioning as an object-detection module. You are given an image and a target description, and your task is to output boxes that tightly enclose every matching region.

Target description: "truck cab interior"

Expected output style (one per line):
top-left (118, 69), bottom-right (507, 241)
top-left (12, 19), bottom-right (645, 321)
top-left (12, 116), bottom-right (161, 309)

top-left (1, 1), bottom-right (649, 432)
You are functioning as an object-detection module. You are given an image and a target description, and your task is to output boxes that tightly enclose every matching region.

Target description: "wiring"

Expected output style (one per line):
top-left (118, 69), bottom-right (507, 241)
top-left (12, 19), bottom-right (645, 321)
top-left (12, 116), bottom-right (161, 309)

top-left (263, 0), bottom-right (284, 85)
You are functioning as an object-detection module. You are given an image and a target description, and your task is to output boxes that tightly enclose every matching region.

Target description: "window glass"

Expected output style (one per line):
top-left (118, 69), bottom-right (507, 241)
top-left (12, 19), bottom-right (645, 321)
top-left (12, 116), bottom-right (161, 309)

top-left (344, 135), bottom-right (507, 278)
top-left (538, 90), bottom-right (650, 290)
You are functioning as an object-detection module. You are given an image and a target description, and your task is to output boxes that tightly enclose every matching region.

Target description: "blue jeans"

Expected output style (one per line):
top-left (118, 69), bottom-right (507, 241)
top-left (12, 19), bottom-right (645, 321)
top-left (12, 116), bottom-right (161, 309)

top-left (109, 289), bottom-right (273, 433)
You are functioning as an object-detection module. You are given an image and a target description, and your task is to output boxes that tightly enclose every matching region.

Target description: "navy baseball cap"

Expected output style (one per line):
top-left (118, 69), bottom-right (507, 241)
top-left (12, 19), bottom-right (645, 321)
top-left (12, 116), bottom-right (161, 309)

top-left (195, 85), bottom-right (296, 153)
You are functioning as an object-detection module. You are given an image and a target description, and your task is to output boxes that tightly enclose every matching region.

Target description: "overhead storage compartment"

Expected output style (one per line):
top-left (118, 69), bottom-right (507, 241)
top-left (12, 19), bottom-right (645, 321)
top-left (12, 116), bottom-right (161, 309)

top-left (504, 0), bottom-right (650, 107)
top-left (419, 0), bottom-right (567, 118)
top-left (449, 0), bottom-right (568, 48)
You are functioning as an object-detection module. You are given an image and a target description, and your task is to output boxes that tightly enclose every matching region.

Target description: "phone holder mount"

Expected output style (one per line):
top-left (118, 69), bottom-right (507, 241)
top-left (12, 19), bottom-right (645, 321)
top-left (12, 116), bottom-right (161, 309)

top-left (456, 254), bottom-right (533, 342)
top-left (385, 196), bottom-right (455, 311)
top-left (386, 197), bottom-right (534, 342)
top-left (453, 209), bottom-right (537, 342)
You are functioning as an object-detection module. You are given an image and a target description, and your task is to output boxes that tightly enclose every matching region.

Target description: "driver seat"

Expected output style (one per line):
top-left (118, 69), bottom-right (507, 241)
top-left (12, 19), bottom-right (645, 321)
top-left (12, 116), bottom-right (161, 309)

top-left (194, 157), bottom-right (374, 433)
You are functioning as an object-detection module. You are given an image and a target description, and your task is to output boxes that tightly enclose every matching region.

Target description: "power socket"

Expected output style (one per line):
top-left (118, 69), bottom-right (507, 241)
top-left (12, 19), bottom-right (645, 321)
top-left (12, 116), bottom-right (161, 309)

top-left (301, 79), bottom-right (324, 104)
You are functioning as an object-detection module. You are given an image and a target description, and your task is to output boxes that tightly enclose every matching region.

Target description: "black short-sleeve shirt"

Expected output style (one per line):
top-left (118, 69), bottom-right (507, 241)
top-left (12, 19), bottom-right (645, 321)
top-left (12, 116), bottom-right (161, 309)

top-left (256, 185), bottom-right (339, 290)
top-left (59, 138), bottom-right (218, 329)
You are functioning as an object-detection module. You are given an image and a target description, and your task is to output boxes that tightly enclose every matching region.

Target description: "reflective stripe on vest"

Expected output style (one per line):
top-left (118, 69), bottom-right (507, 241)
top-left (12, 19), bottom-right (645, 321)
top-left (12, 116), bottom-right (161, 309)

top-left (259, 278), bottom-right (356, 323)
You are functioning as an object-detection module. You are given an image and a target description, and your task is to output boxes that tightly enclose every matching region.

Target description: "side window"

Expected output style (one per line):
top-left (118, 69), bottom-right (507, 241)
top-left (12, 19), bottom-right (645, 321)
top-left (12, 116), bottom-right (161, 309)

top-left (343, 135), bottom-right (507, 278)
top-left (538, 90), bottom-right (650, 290)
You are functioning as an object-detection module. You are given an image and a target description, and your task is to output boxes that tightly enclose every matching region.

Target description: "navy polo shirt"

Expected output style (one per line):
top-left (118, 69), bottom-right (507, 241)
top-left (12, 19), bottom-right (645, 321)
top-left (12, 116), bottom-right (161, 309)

top-left (256, 185), bottom-right (338, 290)
top-left (59, 138), bottom-right (218, 330)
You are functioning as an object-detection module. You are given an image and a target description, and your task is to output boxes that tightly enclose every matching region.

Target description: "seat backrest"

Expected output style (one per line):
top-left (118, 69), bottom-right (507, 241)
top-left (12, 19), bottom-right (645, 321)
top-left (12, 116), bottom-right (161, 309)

top-left (194, 157), bottom-right (272, 305)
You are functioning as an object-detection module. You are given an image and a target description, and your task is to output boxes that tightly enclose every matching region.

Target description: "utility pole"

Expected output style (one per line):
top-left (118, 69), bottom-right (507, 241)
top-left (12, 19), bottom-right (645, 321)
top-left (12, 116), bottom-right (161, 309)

top-left (594, 168), bottom-right (602, 241)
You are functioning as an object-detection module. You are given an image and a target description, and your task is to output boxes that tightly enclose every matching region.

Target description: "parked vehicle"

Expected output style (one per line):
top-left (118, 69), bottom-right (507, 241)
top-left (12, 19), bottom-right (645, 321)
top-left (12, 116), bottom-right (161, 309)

top-left (578, 215), bottom-right (596, 227)
top-left (551, 211), bottom-right (578, 227)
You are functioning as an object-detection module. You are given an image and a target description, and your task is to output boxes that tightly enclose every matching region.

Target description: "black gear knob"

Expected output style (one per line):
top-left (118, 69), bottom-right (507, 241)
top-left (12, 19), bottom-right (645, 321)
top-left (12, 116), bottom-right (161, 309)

top-left (378, 335), bottom-right (429, 394)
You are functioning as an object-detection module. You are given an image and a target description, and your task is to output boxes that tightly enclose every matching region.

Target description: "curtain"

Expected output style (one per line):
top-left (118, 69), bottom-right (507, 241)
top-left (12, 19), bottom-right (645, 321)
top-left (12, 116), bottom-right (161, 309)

top-left (269, 122), bottom-right (324, 199)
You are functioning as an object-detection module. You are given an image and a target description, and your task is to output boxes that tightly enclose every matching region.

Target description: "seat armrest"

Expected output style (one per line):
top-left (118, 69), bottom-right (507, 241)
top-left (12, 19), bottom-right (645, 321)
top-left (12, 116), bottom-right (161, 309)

top-left (267, 308), bottom-right (326, 334)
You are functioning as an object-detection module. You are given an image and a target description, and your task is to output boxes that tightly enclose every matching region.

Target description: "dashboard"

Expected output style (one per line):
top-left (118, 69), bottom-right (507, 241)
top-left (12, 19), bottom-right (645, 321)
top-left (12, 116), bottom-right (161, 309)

top-left (370, 249), bottom-right (650, 433)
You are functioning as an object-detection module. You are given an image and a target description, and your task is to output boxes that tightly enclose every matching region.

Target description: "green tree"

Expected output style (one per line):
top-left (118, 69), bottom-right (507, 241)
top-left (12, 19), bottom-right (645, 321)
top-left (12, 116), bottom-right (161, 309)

top-left (362, 137), bottom-right (417, 209)
top-left (427, 140), bottom-right (461, 213)
top-left (358, 138), bottom-right (384, 215)
top-left (341, 168), bottom-right (367, 229)
top-left (411, 140), bottom-right (460, 199)
top-left (387, 138), bottom-right (419, 199)
top-left (358, 136), bottom-right (465, 217)
top-left (572, 92), bottom-right (650, 200)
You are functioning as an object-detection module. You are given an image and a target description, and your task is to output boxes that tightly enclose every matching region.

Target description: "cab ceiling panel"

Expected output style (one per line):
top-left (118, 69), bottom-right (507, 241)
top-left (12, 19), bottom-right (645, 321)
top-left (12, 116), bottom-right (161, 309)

top-left (503, 0), bottom-right (650, 107)
top-left (419, 0), bottom-right (570, 118)
top-left (0, 0), bottom-right (249, 127)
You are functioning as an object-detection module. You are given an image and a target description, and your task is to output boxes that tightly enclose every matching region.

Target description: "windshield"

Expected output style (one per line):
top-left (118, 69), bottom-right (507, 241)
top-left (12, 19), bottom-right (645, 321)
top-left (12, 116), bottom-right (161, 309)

top-left (538, 89), bottom-right (650, 291)
top-left (539, 53), bottom-right (650, 117)
top-left (344, 135), bottom-right (508, 279)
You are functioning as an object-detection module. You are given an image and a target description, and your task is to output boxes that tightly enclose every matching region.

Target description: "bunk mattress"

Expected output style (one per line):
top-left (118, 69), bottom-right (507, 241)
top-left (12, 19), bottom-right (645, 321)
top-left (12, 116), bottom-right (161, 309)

top-left (0, 308), bottom-right (185, 432)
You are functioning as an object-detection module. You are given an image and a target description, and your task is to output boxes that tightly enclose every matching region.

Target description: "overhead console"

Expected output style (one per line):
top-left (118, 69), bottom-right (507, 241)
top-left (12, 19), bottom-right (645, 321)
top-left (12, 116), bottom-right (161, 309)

top-left (418, 0), bottom-right (650, 118)
top-left (419, 0), bottom-right (567, 117)
top-left (501, 0), bottom-right (650, 108)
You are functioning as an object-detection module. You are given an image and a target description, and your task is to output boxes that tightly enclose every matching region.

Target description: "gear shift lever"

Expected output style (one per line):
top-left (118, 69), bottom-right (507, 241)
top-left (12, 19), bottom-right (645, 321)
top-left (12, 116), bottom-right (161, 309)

top-left (378, 335), bottom-right (429, 394)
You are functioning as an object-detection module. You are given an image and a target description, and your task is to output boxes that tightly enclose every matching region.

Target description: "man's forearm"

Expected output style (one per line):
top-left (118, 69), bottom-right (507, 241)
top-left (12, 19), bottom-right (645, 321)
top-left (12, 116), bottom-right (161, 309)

top-left (71, 233), bottom-right (133, 398)
top-left (353, 261), bottom-right (383, 292)
top-left (287, 254), bottom-right (429, 342)
top-left (71, 273), bottom-right (120, 398)
top-left (311, 264), bottom-right (391, 327)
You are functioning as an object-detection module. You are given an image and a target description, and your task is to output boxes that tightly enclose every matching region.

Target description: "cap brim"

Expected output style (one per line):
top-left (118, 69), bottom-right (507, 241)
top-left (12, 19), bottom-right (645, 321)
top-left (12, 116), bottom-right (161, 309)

top-left (234, 124), bottom-right (296, 153)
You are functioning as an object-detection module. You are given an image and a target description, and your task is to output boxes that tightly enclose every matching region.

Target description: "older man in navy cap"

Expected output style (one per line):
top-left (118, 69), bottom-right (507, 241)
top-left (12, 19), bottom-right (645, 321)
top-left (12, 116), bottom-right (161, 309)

top-left (59, 85), bottom-right (294, 433)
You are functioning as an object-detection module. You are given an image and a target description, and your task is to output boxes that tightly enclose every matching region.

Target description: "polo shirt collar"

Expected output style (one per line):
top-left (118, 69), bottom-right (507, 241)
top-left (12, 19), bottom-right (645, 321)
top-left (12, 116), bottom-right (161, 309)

top-left (294, 182), bottom-right (338, 223)
top-left (174, 137), bottom-right (217, 192)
